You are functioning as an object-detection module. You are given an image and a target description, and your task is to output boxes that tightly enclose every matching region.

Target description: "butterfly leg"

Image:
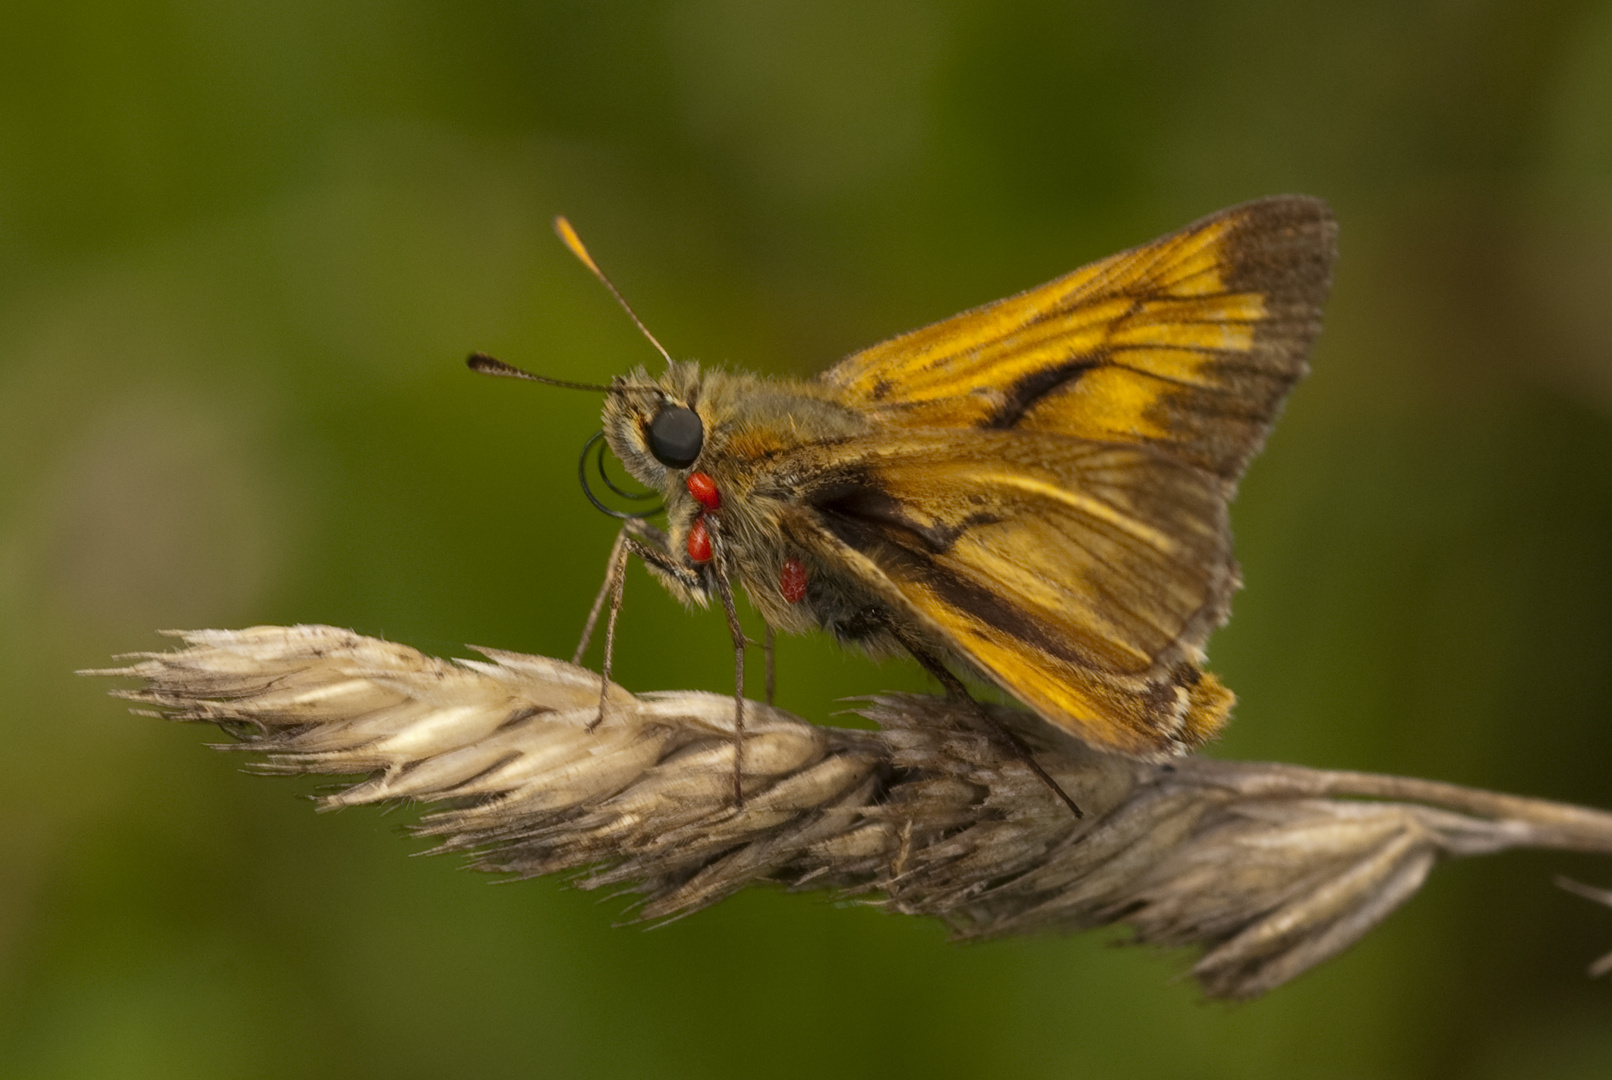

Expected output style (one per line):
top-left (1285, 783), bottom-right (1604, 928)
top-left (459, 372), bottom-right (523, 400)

top-left (710, 561), bottom-right (748, 806)
top-left (581, 529), bottom-right (633, 732)
top-left (579, 523), bottom-right (709, 733)
top-left (885, 622), bottom-right (1083, 819)
top-left (574, 526), bottom-right (632, 665)
top-left (578, 521), bottom-right (748, 805)
top-left (763, 623), bottom-right (776, 707)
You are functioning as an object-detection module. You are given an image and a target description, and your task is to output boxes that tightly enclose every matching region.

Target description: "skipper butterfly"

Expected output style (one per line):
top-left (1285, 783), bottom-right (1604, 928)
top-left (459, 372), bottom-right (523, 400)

top-left (472, 197), bottom-right (1337, 809)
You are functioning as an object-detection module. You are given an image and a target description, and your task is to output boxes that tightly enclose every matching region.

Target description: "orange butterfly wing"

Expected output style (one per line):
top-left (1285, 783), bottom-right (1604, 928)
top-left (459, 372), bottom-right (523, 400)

top-left (801, 197), bottom-right (1336, 756)
top-left (822, 196), bottom-right (1336, 482)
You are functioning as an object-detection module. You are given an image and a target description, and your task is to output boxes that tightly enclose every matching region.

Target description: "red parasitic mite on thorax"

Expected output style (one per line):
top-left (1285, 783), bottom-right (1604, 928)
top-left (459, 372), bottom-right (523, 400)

top-left (686, 471), bottom-right (722, 511)
top-left (686, 517), bottom-right (712, 564)
top-left (780, 557), bottom-right (808, 603)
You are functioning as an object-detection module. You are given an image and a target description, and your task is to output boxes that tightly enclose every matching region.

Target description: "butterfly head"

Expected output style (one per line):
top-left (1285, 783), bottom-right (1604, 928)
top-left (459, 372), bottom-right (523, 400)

top-left (467, 352), bottom-right (721, 522)
top-left (600, 361), bottom-right (712, 496)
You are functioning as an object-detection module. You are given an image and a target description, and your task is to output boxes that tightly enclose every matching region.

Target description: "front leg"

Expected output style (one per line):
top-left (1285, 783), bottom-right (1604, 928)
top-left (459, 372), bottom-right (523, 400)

top-left (576, 519), bottom-right (751, 806)
top-left (576, 520), bottom-right (708, 665)
top-left (578, 522), bottom-right (709, 732)
top-left (573, 527), bottom-right (631, 665)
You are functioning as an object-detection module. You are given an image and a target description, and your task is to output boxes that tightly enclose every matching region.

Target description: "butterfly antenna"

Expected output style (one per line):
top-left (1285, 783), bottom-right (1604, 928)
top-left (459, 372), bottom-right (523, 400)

top-left (465, 353), bottom-right (618, 393)
top-left (554, 216), bottom-right (675, 367)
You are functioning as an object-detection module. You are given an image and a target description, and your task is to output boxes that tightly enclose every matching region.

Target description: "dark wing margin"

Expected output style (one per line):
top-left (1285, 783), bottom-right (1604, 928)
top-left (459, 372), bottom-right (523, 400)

top-left (1138, 195), bottom-right (1337, 481)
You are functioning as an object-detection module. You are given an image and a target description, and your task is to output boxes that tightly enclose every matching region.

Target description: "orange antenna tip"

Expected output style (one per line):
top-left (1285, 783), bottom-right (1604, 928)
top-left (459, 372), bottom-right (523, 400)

top-left (551, 215), bottom-right (675, 366)
top-left (553, 216), bottom-right (602, 277)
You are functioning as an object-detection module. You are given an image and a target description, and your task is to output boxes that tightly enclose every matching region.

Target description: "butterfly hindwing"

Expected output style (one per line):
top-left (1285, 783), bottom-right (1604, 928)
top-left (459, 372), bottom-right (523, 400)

top-left (774, 431), bottom-right (1236, 756)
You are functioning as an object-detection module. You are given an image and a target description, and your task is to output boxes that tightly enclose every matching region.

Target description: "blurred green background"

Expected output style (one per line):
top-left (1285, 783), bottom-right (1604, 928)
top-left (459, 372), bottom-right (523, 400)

top-left (4, 1), bottom-right (1612, 1077)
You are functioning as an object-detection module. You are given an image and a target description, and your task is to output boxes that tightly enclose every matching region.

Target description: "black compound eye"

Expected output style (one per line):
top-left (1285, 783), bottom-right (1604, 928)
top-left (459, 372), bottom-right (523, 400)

top-left (647, 405), bottom-right (703, 469)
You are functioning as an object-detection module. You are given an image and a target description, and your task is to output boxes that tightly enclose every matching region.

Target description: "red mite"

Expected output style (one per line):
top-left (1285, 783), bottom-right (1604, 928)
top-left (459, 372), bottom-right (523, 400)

top-left (684, 473), bottom-right (720, 564)
top-left (686, 471), bottom-right (722, 511)
top-left (780, 557), bottom-right (808, 603)
top-left (686, 516), bottom-right (712, 563)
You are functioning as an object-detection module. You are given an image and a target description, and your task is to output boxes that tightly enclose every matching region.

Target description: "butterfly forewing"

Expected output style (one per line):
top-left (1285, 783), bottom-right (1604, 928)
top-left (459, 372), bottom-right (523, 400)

top-left (798, 196), bottom-right (1336, 756)
top-left (821, 196), bottom-right (1336, 481)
